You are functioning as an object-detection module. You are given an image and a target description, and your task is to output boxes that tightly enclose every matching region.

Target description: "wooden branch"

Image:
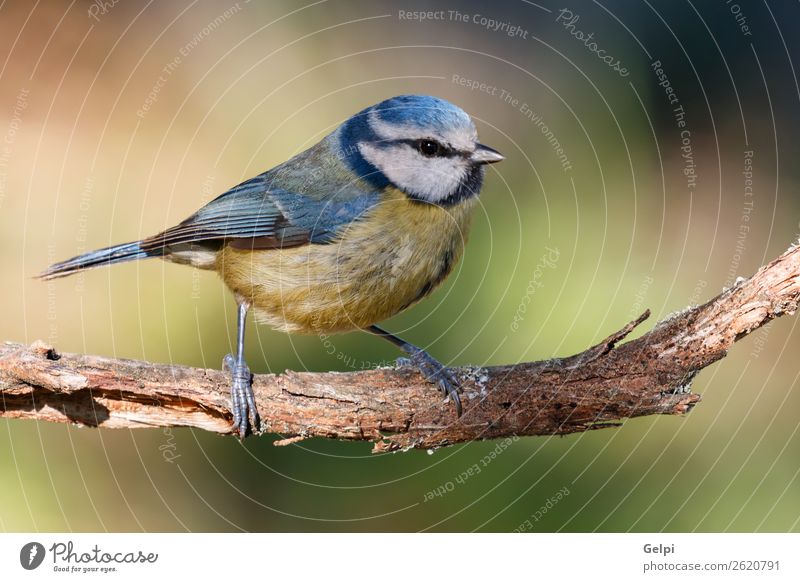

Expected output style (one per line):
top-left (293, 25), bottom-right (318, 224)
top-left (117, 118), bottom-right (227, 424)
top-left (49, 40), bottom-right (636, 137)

top-left (3, 242), bottom-right (799, 452)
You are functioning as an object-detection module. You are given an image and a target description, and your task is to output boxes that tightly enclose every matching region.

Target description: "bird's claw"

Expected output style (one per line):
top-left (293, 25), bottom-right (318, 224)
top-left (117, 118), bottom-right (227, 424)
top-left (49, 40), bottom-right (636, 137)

top-left (223, 354), bottom-right (259, 439)
top-left (399, 347), bottom-right (462, 416)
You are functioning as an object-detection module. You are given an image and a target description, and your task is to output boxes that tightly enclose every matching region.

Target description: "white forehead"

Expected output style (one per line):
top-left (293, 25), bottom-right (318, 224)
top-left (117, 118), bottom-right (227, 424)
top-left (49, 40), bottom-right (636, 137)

top-left (366, 108), bottom-right (477, 152)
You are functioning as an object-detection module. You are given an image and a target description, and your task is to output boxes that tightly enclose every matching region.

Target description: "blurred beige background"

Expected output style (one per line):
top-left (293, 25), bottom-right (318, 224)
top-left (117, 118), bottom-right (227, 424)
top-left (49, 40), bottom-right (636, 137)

top-left (1, 0), bottom-right (799, 531)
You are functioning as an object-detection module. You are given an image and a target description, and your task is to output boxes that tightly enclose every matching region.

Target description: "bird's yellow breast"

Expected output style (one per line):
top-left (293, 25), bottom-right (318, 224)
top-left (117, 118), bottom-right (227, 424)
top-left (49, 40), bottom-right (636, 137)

top-left (217, 188), bottom-right (477, 333)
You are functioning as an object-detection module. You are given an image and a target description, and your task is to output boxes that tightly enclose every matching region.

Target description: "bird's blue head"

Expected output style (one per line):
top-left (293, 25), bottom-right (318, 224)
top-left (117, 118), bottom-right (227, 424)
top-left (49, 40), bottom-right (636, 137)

top-left (336, 95), bottom-right (503, 205)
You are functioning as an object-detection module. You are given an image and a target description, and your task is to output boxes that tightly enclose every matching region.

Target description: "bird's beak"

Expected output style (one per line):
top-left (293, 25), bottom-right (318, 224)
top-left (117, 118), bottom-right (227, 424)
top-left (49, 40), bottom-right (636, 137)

top-left (471, 143), bottom-right (505, 164)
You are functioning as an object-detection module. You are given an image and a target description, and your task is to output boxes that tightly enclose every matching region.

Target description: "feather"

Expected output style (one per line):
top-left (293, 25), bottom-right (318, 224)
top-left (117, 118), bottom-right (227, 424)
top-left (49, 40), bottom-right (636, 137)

top-left (38, 241), bottom-right (151, 279)
top-left (40, 134), bottom-right (386, 279)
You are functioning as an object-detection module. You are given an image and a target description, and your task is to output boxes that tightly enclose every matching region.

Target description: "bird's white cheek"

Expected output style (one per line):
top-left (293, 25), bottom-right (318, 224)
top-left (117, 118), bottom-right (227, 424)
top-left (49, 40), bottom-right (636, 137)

top-left (359, 144), bottom-right (466, 203)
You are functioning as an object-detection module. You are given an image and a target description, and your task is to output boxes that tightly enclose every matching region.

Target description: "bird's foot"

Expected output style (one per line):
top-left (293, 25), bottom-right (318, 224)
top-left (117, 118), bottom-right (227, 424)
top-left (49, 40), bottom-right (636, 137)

top-left (397, 347), bottom-right (462, 416)
top-left (223, 354), bottom-right (259, 439)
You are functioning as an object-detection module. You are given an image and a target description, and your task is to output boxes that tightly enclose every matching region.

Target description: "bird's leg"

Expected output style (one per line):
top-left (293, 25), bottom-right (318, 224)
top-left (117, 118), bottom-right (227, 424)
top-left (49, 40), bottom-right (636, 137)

top-left (367, 325), bottom-right (462, 416)
top-left (223, 301), bottom-right (260, 438)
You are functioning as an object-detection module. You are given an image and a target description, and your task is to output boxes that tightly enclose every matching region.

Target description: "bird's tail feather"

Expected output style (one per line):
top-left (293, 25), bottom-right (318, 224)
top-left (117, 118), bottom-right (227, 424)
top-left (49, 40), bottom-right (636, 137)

top-left (38, 241), bottom-right (157, 280)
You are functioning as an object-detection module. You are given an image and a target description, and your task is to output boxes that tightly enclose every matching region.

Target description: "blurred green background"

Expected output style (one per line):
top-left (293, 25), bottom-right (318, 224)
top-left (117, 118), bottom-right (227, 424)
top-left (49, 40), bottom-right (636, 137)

top-left (1, 0), bottom-right (799, 532)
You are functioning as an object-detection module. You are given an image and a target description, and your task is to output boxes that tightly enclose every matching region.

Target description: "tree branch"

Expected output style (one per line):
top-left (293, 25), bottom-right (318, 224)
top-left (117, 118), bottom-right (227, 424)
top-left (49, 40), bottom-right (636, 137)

top-left (3, 242), bottom-right (799, 452)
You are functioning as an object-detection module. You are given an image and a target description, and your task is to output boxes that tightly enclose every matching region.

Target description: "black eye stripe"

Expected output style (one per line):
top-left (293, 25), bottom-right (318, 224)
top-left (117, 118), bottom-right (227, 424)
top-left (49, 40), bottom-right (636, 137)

top-left (417, 139), bottom-right (440, 156)
top-left (393, 138), bottom-right (463, 158)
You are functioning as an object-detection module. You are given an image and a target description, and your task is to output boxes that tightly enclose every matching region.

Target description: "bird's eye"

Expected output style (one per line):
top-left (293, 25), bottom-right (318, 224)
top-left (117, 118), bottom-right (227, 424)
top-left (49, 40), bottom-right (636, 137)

top-left (416, 139), bottom-right (441, 157)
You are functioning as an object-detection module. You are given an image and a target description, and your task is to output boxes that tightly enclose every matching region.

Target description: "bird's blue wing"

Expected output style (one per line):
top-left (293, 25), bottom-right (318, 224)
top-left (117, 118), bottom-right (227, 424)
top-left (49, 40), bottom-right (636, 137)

top-left (266, 187), bottom-right (381, 244)
top-left (141, 169), bottom-right (381, 253)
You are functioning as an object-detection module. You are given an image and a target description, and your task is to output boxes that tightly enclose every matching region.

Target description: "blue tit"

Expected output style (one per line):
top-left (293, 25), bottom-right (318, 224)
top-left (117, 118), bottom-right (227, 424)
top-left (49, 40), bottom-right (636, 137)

top-left (40, 94), bottom-right (504, 438)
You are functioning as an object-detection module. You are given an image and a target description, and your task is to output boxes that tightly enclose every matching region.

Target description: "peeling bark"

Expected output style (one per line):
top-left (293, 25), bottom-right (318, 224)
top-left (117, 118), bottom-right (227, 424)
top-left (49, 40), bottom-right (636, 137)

top-left (2, 243), bottom-right (799, 452)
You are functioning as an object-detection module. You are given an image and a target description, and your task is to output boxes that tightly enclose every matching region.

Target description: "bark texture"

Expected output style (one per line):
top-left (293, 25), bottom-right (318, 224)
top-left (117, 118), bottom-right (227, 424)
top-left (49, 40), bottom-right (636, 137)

top-left (2, 243), bottom-right (799, 452)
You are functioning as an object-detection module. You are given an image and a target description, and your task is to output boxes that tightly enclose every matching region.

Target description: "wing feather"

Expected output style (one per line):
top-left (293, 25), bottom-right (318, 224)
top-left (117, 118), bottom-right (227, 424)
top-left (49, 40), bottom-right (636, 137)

top-left (140, 170), bottom-right (381, 254)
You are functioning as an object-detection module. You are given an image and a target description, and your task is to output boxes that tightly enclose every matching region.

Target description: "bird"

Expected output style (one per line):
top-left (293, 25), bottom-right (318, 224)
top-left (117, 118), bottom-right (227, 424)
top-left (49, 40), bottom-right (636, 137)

top-left (40, 94), bottom-right (504, 438)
